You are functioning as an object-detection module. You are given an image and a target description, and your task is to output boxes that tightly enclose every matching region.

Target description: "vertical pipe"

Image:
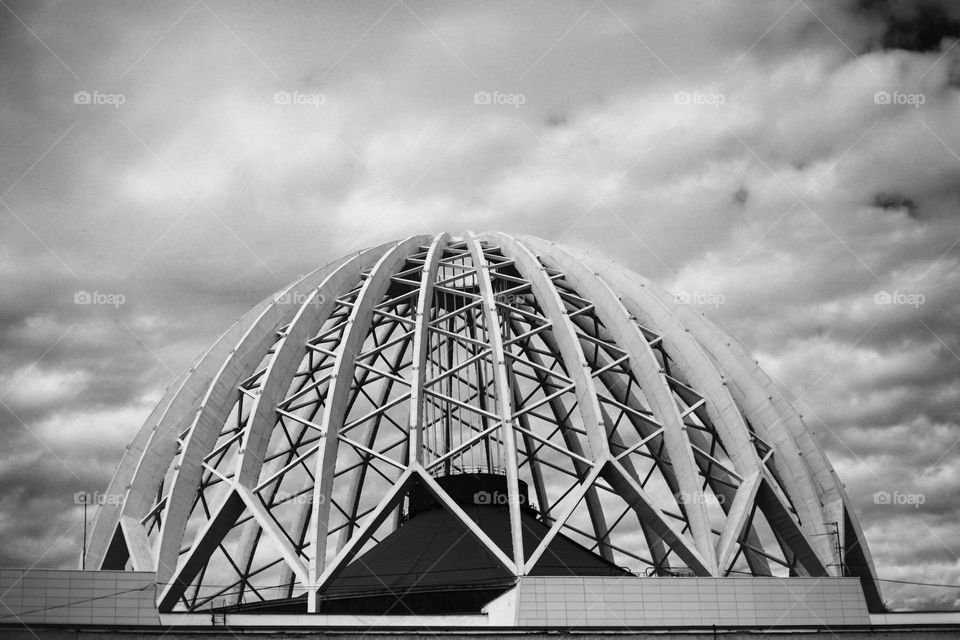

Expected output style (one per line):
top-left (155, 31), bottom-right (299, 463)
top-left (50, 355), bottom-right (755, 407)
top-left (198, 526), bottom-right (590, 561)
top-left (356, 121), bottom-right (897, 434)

top-left (445, 311), bottom-right (454, 476)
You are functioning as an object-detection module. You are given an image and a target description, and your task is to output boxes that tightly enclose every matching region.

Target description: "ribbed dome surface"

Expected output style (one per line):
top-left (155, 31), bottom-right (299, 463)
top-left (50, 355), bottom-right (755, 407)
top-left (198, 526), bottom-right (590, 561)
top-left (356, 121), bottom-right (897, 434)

top-left (87, 232), bottom-right (880, 613)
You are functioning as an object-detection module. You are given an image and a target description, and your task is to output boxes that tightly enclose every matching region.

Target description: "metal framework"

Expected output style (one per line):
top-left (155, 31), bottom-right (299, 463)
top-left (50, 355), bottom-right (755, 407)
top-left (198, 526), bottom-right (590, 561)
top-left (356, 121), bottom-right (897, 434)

top-left (86, 232), bottom-right (882, 613)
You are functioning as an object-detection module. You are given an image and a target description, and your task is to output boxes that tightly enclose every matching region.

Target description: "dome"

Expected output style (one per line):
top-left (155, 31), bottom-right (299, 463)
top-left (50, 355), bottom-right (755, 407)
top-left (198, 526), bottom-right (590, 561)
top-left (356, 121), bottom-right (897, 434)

top-left (86, 232), bottom-right (881, 614)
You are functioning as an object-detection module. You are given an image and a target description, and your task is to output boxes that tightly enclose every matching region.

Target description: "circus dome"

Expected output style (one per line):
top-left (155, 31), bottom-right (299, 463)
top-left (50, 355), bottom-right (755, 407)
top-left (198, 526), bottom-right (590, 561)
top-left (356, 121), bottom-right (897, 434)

top-left (85, 232), bottom-right (881, 615)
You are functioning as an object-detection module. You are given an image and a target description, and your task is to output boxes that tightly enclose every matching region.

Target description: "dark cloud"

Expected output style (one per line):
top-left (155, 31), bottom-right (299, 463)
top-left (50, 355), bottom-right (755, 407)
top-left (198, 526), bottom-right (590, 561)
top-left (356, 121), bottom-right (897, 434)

top-left (545, 112), bottom-right (568, 128)
top-left (873, 190), bottom-right (920, 218)
top-left (732, 186), bottom-right (749, 206)
top-left (854, 0), bottom-right (960, 52)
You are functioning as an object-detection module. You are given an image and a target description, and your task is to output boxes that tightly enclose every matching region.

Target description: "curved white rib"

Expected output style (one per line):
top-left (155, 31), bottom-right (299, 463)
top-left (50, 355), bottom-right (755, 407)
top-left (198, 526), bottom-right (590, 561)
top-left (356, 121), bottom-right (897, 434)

top-left (564, 244), bottom-right (841, 571)
top-left (88, 278), bottom-right (297, 570)
top-left (86, 369), bottom-right (185, 569)
top-left (465, 231), bottom-right (526, 572)
top-left (307, 236), bottom-right (429, 599)
top-left (409, 233), bottom-right (450, 463)
top-left (518, 238), bottom-right (718, 574)
top-left (155, 245), bottom-right (390, 590)
top-left (485, 232), bottom-right (614, 572)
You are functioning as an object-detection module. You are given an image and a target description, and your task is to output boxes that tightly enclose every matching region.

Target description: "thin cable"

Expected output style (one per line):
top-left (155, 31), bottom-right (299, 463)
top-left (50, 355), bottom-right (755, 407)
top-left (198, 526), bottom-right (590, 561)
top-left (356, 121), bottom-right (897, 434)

top-left (876, 577), bottom-right (960, 589)
top-left (0, 578), bottom-right (318, 620)
top-left (724, 568), bottom-right (960, 590)
top-left (0, 584), bottom-right (155, 619)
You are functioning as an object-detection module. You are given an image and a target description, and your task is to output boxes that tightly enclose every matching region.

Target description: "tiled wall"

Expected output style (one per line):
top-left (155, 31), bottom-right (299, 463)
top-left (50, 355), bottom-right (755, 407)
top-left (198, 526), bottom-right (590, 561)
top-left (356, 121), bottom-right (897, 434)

top-left (0, 569), bottom-right (160, 626)
top-left (514, 576), bottom-right (871, 627)
top-left (0, 569), bottom-right (870, 629)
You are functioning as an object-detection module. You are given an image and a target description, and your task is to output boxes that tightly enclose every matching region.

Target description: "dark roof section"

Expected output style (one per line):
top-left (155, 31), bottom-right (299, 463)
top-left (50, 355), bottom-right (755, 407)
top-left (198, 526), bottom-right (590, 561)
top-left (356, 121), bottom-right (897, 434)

top-left (316, 473), bottom-right (629, 614)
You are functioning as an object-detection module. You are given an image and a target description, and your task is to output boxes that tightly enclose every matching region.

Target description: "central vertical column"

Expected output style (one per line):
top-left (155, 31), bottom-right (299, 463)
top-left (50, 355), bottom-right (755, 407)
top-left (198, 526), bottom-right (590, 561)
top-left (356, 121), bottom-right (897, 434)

top-left (409, 233), bottom-right (450, 468)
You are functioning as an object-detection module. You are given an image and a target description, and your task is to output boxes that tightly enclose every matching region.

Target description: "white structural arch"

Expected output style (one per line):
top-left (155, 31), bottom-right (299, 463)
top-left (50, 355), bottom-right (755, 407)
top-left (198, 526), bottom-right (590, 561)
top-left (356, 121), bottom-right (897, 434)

top-left (87, 232), bottom-right (882, 613)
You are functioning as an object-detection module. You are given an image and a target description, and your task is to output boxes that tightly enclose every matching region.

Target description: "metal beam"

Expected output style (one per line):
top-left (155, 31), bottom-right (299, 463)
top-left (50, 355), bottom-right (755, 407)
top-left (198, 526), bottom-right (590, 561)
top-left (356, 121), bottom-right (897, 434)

top-left (523, 459), bottom-right (607, 573)
top-left (414, 467), bottom-right (517, 572)
top-left (313, 468), bottom-right (414, 595)
top-left (515, 236), bottom-right (717, 574)
top-left (89, 369), bottom-right (188, 570)
top-left (604, 459), bottom-right (712, 575)
top-left (409, 233), bottom-right (450, 464)
top-left (157, 488), bottom-right (246, 611)
top-left (485, 232), bottom-right (609, 460)
top-left (234, 483), bottom-right (310, 584)
top-left (563, 242), bottom-right (845, 575)
top-left (715, 470), bottom-right (762, 574)
top-left (154, 244), bottom-right (392, 590)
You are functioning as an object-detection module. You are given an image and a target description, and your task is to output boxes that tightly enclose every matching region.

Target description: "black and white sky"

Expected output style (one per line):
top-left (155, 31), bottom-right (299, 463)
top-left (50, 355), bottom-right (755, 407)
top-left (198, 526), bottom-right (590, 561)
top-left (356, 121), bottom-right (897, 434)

top-left (0, 0), bottom-right (958, 612)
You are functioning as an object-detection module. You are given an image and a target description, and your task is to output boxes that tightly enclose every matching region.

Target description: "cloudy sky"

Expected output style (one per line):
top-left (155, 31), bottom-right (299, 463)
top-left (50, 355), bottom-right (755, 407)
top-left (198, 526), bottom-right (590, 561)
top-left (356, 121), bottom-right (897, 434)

top-left (0, 0), bottom-right (958, 611)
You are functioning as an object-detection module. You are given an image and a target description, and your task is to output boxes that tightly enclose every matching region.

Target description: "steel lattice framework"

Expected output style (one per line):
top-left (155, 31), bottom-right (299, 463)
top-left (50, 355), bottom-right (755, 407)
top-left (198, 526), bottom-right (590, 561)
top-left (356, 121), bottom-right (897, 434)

top-left (87, 232), bottom-right (881, 613)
